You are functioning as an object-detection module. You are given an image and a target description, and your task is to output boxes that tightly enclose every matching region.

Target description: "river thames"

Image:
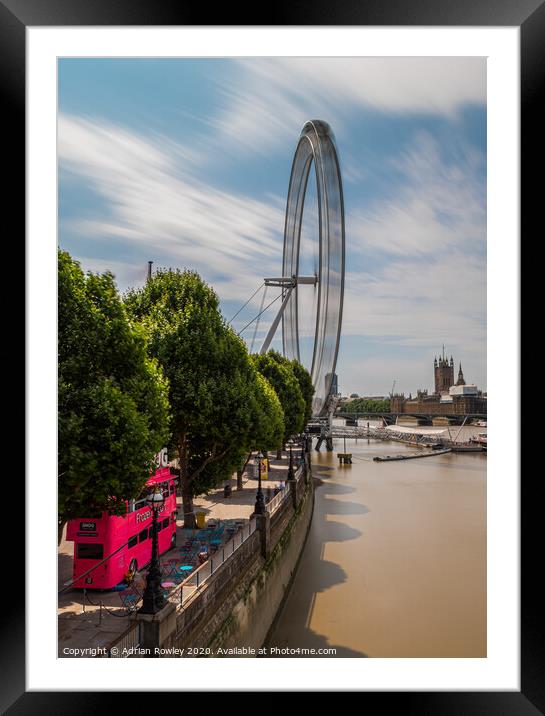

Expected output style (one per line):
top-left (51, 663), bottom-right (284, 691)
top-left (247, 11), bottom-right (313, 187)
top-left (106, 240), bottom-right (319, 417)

top-left (268, 423), bottom-right (486, 657)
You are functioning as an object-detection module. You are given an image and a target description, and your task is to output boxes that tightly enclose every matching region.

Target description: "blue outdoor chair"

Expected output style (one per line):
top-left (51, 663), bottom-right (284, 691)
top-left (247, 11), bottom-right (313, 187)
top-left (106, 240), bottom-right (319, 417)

top-left (119, 587), bottom-right (141, 611)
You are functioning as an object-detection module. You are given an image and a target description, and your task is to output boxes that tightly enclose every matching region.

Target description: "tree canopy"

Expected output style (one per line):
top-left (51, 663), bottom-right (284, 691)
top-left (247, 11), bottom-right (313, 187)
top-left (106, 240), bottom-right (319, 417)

top-left (251, 350), bottom-right (306, 443)
top-left (288, 358), bottom-right (315, 427)
top-left (252, 372), bottom-right (285, 452)
top-left (344, 398), bottom-right (391, 413)
top-left (124, 268), bottom-right (272, 526)
top-left (196, 368), bottom-right (286, 494)
top-left (58, 250), bottom-right (170, 539)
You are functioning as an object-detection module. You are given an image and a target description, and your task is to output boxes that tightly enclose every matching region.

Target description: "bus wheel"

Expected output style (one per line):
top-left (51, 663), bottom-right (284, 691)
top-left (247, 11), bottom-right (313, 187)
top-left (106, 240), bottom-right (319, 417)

top-left (170, 533), bottom-right (177, 549)
top-left (129, 559), bottom-right (138, 575)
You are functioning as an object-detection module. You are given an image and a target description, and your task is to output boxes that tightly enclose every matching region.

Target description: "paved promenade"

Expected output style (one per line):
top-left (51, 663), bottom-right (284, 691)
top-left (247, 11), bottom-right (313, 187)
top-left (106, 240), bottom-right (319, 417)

top-left (58, 452), bottom-right (291, 656)
top-left (192, 454), bottom-right (289, 520)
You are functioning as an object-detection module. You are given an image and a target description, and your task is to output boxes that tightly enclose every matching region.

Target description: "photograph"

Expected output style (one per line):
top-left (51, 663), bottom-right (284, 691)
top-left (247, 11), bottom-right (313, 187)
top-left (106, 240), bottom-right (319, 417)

top-left (56, 55), bottom-right (488, 660)
top-left (0, 0), bottom-right (532, 702)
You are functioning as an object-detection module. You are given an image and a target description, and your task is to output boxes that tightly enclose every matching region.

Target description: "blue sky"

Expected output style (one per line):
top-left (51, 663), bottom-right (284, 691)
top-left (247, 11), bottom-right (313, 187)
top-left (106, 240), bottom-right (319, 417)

top-left (58, 57), bottom-right (486, 396)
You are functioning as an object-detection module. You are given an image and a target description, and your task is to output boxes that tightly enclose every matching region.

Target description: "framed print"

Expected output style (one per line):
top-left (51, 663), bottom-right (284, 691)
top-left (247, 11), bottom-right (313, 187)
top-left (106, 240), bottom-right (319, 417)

top-left (5, 0), bottom-right (537, 710)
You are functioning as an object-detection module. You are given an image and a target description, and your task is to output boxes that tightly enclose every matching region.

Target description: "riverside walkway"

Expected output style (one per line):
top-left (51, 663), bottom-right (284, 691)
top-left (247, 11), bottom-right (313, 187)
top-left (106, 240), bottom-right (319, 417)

top-left (58, 452), bottom-right (294, 657)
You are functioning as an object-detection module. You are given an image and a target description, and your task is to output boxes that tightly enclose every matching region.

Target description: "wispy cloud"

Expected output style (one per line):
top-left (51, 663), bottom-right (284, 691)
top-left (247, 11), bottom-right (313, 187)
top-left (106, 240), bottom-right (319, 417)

top-left (338, 251), bottom-right (486, 392)
top-left (340, 143), bottom-right (486, 351)
top-left (59, 113), bottom-right (285, 299)
top-left (343, 254), bottom-right (486, 343)
top-left (59, 115), bottom-right (485, 352)
top-left (58, 56), bottom-right (486, 395)
top-left (348, 131), bottom-right (486, 257)
top-left (211, 57), bottom-right (486, 155)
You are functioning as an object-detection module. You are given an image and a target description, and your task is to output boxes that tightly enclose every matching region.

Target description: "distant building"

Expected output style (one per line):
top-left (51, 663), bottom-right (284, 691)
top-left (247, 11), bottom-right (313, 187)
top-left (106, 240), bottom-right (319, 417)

top-left (449, 384), bottom-right (478, 396)
top-left (391, 350), bottom-right (485, 416)
top-left (434, 349), bottom-right (471, 396)
top-left (455, 364), bottom-right (466, 386)
top-left (390, 393), bottom-right (406, 413)
top-left (434, 347), bottom-right (454, 395)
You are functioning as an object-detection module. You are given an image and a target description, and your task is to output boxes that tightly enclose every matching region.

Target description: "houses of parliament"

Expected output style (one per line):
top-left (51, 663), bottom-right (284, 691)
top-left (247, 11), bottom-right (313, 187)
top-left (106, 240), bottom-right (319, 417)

top-left (390, 348), bottom-right (487, 418)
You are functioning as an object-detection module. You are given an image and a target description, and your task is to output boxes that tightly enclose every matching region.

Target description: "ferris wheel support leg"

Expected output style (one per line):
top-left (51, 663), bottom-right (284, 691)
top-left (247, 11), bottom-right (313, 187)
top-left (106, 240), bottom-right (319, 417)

top-left (259, 286), bottom-right (294, 354)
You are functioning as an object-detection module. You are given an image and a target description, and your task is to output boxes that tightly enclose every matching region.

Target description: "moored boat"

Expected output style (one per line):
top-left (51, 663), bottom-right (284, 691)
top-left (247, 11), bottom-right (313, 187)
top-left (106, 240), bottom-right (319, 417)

top-left (450, 444), bottom-right (485, 453)
top-left (373, 448), bottom-right (451, 462)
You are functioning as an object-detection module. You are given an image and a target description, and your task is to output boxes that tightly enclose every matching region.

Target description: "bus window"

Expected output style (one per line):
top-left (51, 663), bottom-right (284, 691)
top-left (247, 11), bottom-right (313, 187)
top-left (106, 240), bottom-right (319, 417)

top-left (134, 487), bottom-right (151, 511)
top-left (156, 522), bottom-right (162, 533)
top-left (161, 482), bottom-right (169, 499)
top-left (77, 543), bottom-right (104, 560)
top-left (138, 528), bottom-right (148, 543)
top-left (128, 535), bottom-right (138, 549)
top-left (162, 518), bottom-right (169, 529)
top-left (169, 482), bottom-right (175, 496)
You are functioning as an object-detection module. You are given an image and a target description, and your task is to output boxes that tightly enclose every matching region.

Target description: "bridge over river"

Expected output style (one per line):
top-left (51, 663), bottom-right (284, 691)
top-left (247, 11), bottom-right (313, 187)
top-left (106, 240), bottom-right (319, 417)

top-left (330, 424), bottom-right (484, 450)
top-left (335, 412), bottom-right (487, 426)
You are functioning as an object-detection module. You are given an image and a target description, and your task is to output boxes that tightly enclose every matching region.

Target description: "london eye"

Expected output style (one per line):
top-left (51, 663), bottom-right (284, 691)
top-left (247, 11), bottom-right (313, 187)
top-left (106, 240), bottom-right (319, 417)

top-left (237, 120), bottom-right (345, 418)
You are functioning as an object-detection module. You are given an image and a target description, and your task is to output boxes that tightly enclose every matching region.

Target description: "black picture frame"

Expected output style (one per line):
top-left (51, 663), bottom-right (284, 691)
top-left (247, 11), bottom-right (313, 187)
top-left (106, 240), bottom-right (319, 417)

top-left (5, 0), bottom-right (536, 710)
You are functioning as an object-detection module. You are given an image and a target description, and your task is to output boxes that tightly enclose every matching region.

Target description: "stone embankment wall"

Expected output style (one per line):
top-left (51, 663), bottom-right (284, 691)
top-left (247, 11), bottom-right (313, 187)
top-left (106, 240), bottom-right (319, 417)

top-left (209, 473), bottom-right (314, 652)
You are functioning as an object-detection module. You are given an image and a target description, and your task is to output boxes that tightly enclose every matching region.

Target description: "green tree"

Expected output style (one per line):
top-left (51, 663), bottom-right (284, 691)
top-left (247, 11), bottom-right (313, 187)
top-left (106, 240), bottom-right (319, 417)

top-left (58, 250), bottom-right (170, 543)
top-left (345, 398), bottom-right (391, 414)
top-left (230, 371), bottom-right (285, 490)
top-left (184, 370), bottom-right (283, 496)
top-left (124, 269), bottom-right (260, 528)
top-left (253, 372), bottom-right (285, 452)
top-left (289, 359), bottom-right (315, 427)
top-left (251, 350), bottom-right (306, 450)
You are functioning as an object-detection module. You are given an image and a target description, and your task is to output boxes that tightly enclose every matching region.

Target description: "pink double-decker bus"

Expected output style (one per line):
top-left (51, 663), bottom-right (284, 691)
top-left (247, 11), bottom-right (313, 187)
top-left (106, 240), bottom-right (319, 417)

top-left (66, 466), bottom-right (178, 590)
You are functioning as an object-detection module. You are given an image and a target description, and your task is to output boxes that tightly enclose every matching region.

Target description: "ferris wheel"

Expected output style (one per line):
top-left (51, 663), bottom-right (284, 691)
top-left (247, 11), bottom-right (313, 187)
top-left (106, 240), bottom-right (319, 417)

top-left (259, 120), bottom-right (345, 417)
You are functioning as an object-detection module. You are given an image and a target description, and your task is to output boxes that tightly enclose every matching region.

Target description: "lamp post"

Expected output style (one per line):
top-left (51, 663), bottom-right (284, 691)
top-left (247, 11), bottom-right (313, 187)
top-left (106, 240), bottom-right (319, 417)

top-left (305, 432), bottom-right (312, 465)
top-left (138, 487), bottom-right (165, 614)
top-left (287, 444), bottom-right (295, 481)
top-left (254, 452), bottom-right (265, 515)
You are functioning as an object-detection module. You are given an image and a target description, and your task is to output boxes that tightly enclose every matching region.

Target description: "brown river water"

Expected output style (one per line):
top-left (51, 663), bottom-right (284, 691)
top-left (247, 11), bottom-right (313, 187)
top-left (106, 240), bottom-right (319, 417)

top-left (267, 423), bottom-right (487, 657)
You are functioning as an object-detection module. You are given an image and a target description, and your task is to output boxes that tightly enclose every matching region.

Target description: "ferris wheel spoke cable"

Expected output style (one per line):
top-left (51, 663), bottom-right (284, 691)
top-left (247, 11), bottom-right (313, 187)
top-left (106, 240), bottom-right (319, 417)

top-left (238, 290), bottom-right (283, 337)
top-left (227, 282), bottom-right (265, 324)
top-left (250, 284), bottom-right (268, 353)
